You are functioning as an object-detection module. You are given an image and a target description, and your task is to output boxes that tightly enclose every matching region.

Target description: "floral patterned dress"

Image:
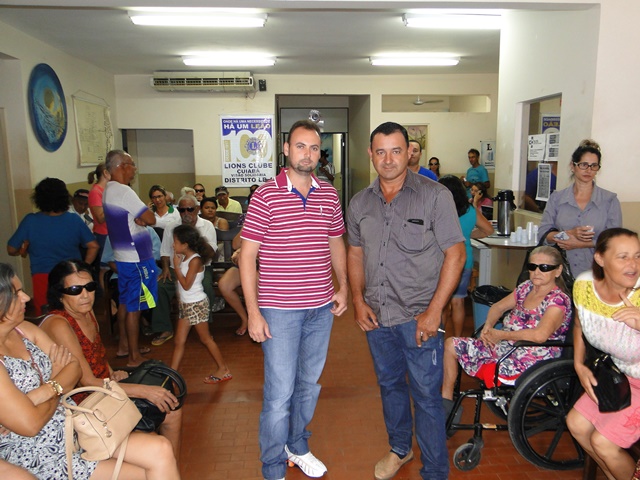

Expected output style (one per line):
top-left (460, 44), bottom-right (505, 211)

top-left (0, 334), bottom-right (97, 479)
top-left (453, 281), bottom-right (572, 385)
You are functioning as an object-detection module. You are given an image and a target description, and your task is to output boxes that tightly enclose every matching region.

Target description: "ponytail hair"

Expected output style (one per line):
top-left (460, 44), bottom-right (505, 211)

top-left (173, 224), bottom-right (214, 264)
top-left (88, 162), bottom-right (107, 184)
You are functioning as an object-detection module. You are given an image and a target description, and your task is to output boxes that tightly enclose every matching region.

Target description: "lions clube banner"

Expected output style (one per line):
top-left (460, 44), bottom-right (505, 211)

top-left (220, 115), bottom-right (275, 186)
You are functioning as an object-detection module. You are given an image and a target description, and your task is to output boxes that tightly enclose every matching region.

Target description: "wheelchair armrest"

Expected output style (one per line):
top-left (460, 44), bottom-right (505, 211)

top-left (513, 339), bottom-right (573, 348)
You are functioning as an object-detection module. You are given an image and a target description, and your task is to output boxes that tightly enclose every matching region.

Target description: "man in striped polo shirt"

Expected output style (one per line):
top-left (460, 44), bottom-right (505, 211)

top-left (239, 120), bottom-right (348, 480)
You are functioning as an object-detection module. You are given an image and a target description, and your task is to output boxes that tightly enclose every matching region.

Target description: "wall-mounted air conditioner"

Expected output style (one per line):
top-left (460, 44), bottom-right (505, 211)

top-left (151, 71), bottom-right (256, 93)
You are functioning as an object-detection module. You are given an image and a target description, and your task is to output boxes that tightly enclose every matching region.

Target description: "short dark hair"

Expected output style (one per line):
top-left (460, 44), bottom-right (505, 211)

top-left (32, 177), bottom-right (70, 213)
top-left (468, 148), bottom-right (480, 158)
top-left (370, 122), bottom-right (409, 146)
top-left (47, 259), bottom-right (94, 310)
top-left (288, 120), bottom-right (321, 140)
top-left (592, 228), bottom-right (639, 280)
top-left (200, 196), bottom-right (218, 209)
top-left (409, 139), bottom-right (422, 152)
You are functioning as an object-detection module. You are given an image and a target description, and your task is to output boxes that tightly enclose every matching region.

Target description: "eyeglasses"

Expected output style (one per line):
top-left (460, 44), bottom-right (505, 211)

top-left (429, 163), bottom-right (439, 166)
top-left (60, 281), bottom-right (98, 296)
top-left (177, 207), bottom-right (196, 213)
top-left (120, 161), bottom-right (136, 168)
top-left (150, 195), bottom-right (165, 200)
top-left (573, 162), bottom-right (601, 171)
top-left (194, 189), bottom-right (205, 193)
top-left (526, 263), bottom-right (560, 272)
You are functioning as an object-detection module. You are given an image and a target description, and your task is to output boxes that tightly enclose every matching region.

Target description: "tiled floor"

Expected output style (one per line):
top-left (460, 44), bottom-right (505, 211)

top-left (97, 298), bottom-right (598, 480)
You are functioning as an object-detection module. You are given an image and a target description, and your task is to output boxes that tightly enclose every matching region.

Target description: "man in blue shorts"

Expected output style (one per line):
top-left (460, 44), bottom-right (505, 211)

top-left (103, 149), bottom-right (157, 367)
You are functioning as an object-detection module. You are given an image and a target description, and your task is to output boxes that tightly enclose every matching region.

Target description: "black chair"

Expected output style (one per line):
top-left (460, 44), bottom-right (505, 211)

top-left (217, 211), bottom-right (242, 229)
top-left (214, 226), bottom-right (242, 264)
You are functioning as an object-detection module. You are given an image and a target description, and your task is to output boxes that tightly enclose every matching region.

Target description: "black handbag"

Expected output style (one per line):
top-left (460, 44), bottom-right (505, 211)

top-left (120, 359), bottom-right (187, 432)
top-left (583, 336), bottom-right (631, 413)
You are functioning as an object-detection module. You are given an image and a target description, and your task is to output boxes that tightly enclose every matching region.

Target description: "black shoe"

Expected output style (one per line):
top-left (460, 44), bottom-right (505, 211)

top-left (443, 398), bottom-right (463, 438)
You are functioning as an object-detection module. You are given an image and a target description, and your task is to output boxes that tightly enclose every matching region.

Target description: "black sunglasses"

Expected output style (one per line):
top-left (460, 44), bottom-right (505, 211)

top-left (194, 189), bottom-right (205, 193)
top-left (60, 281), bottom-right (98, 296)
top-left (527, 263), bottom-right (560, 273)
top-left (177, 207), bottom-right (196, 213)
top-left (429, 163), bottom-right (439, 166)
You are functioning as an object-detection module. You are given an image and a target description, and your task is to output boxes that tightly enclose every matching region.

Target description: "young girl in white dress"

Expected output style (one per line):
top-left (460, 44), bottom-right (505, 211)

top-left (170, 224), bottom-right (232, 384)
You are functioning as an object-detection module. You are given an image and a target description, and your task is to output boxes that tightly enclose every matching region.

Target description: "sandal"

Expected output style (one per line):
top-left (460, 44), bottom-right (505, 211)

top-left (116, 346), bottom-right (150, 358)
top-left (151, 332), bottom-right (174, 346)
top-left (204, 373), bottom-right (233, 384)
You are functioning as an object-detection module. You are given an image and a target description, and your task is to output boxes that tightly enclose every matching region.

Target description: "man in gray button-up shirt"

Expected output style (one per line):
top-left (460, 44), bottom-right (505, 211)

top-left (347, 122), bottom-right (465, 480)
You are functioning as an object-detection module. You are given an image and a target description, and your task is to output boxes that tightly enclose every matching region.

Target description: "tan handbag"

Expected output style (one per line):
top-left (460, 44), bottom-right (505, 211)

top-left (62, 379), bottom-right (142, 480)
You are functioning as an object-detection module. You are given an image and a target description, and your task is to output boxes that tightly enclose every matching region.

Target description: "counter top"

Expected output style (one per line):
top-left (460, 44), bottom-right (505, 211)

top-left (475, 233), bottom-right (538, 249)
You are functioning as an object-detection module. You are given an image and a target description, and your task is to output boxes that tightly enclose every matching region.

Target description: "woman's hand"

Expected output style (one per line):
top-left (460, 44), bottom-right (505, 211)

top-left (48, 344), bottom-right (72, 378)
top-left (111, 370), bottom-right (129, 382)
top-left (138, 385), bottom-right (180, 413)
top-left (612, 294), bottom-right (640, 330)
top-left (480, 327), bottom-right (500, 346)
top-left (575, 362), bottom-right (599, 404)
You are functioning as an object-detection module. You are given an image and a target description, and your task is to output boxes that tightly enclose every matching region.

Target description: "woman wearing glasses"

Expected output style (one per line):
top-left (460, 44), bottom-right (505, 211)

top-left (540, 140), bottom-right (622, 277)
top-left (149, 185), bottom-right (179, 230)
top-left (428, 156), bottom-right (441, 179)
top-left (40, 260), bottom-right (183, 460)
top-left (441, 246), bottom-right (572, 410)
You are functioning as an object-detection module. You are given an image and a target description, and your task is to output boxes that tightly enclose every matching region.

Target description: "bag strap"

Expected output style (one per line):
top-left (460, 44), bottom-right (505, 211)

top-left (61, 385), bottom-right (127, 413)
top-left (64, 405), bottom-right (130, 480)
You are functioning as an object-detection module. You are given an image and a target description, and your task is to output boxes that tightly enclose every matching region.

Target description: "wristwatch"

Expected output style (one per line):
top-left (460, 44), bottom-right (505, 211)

top-left (45, 380), bottom-right (64, 397)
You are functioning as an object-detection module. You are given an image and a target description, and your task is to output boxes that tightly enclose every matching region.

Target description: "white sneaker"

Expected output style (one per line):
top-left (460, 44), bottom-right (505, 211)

top-left (285, 445), bottom-right (327, 477)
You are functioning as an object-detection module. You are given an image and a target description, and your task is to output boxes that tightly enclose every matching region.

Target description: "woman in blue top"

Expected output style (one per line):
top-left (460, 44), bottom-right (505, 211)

top-left (439, 175), bottom-right (494, 336)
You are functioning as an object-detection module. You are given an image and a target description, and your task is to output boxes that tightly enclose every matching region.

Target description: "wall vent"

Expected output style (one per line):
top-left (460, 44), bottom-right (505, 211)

top-left (151, 71), bottom-right (256, 92)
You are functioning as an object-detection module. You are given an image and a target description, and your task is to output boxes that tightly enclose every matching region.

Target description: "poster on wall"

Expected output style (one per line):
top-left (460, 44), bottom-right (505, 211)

top-left (72, 95), bottom-right (113, 166)
top-left (481, 141), bottom-right (495, 169)
top-left (220, 115), bottom-right (275, 186)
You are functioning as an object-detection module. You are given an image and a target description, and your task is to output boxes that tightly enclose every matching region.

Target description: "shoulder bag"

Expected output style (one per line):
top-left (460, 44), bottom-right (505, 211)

top-left (62, 378), bottom-right (141, 480)
top-left (120, 359), bottom-right (187, 432)
top-left (583, 335), bottom-right (631, 413)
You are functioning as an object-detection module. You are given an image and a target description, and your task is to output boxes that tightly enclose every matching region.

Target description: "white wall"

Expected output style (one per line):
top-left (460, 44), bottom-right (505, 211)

top-left (115, 73), bottom-right (499, 181)
top-left (495, 8), bottom-right (599, 195)
top-left (0, 19), bottom-right (118, 189)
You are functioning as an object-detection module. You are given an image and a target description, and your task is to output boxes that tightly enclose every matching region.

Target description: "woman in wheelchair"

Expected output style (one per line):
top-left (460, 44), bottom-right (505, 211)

top-left (442, 246), bottom-right (573, 412)
top-left (567, 228), bottom-right (640, 480)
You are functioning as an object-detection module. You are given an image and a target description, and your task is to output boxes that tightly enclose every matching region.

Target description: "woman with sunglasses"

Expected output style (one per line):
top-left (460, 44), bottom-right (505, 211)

top-left (441, 246), bottom-right (572, 410)
top-left (39, 260), bottom-right (183, 461)
top-left (428, 156), bottom-right (441, 179)
top-left (540, 139), bottom-right (622, 277)
top-left (567, 228), bottom-right (640, 480)
top-left (0, 262), bottom-right (180, 479)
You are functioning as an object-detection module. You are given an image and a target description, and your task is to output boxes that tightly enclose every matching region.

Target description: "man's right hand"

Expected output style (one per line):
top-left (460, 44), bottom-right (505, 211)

top-left (353, 300), bottom-right (379, 332)
top-left (248, 312), bottom-right (272, 343)
top-left (158, 268), bottom-right (172, 282)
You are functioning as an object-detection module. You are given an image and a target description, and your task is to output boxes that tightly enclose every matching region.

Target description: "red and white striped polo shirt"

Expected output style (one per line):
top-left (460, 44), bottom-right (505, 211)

top-left (241, 168), bottom-right (345, 309)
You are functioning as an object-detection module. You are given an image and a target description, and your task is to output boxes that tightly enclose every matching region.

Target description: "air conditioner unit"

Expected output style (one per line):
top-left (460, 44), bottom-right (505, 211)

top-left (151, 71), bottom-right (256, 93)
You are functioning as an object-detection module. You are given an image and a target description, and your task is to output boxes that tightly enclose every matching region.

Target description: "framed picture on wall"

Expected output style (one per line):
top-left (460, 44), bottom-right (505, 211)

top-left (404, 125), bottom-right (428, 152)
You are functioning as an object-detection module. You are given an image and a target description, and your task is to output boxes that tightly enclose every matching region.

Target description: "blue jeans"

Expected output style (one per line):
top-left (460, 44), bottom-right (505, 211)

top-left (259, 303), bottom-right (334, 480)
top-left (367, 320), bottom-right (449, 480)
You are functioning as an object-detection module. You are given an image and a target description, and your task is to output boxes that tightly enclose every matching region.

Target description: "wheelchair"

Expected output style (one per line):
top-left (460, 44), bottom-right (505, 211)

top-left (445, 324), bottom-right (585, 472)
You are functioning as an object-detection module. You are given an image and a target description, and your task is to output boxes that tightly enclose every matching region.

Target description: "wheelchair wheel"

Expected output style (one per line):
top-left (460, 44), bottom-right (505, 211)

top-left (453, 440), bottom-right (483, 471)
top-left (507, 359), bottom-right (584, 470)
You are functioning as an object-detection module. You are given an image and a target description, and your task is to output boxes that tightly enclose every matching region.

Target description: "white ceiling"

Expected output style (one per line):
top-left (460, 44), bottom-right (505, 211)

top-left (0, 1), bottom-right (593, 76)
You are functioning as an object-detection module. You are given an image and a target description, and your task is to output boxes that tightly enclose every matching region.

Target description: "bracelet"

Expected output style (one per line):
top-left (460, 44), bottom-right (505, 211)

top-left (45, 380), bottom-right (64, 397)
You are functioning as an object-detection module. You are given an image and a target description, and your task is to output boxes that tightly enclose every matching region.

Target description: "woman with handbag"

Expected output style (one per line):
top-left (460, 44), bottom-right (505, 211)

top-left (567, 228), bottom-right (640, 480)
top-left (40, 259), bottom-right (183, 460)
top-left (0, 263), bottom-right (180, 479)
top-left (540, 139), bottom-right (622, 278)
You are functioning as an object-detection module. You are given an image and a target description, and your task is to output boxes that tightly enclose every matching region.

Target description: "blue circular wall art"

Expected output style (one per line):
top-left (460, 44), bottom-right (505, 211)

top-left (28, 63), bottom-right (67, 152)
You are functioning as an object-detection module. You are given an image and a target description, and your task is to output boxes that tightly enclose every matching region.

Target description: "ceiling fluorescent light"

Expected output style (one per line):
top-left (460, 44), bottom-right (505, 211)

top-left (129, 11), bottom-right (267, 28)
top-left (183, 56), bottom-right (276, 67)
top-left (403, 13), bottom-right (501, 30)
top-left (370, 56), bottom-right (459, 67)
